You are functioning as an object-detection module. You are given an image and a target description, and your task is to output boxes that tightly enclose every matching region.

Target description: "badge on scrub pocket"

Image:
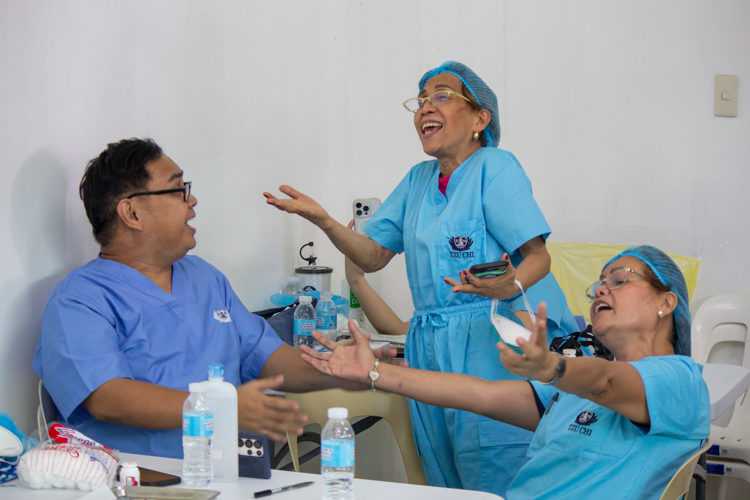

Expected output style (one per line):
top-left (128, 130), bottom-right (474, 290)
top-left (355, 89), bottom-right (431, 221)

top-left (490, 298), bottom-right (533, 353)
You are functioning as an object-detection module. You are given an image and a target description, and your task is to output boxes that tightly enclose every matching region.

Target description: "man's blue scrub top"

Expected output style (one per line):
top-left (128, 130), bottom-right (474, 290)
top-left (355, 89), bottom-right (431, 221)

top-left (506, 356), bottom-right (710, 499)
top-left (33, 255), bottom-right (285, 458)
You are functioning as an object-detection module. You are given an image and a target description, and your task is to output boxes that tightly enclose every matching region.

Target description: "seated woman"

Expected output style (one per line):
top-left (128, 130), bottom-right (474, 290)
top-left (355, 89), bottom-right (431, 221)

top-left (302, 245), bottom-right (709, 499)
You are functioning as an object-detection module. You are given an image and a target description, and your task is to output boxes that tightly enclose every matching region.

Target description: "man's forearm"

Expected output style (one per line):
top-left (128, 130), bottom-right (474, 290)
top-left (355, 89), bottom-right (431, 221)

top-left (83, 378), bottom-right (187, 429)
top-left (260, 344), bottom-right (339, 392)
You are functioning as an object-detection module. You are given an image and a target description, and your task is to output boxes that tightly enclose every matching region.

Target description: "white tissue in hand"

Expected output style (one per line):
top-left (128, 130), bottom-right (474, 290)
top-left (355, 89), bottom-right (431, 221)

top-left (17, 442), bottom-right (119, 490)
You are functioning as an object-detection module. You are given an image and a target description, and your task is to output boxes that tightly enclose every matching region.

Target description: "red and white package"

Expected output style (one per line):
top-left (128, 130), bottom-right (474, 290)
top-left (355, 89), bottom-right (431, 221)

top-left (48, 423), bottom-right (113, 452)
top-left (17, 425), bottom-right (119, 490)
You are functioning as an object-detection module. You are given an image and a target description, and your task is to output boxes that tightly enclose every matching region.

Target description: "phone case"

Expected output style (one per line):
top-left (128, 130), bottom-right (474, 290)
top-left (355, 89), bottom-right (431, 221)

top-left (238, 431), bottom-right (271, 479)
top-left (353, 198), bottom-right (381, 235)
top-left (469, 260), bottom-right (509, 278)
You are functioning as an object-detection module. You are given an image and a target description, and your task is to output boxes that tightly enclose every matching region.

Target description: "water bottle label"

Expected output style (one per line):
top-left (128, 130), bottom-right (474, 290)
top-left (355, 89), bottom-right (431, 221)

top-left (183, 413), bottom-right (214, 437)
top-left (321, 439), bottom-right (355, 468)
top-left (316, 314), bottom-right (337, 330)
top-left (294, 319), bottom-right (316, 337)
top-left (349, 290), bottom-right (361, 309)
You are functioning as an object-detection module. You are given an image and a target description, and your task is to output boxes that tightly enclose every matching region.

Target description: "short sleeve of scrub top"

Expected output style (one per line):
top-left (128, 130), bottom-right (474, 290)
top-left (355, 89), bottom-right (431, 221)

top-left (35, 292), bottom-right (134, 420)
top-left (631, 355), bottom-right (709, 439)
top-left (220, 276), bottom-right (286, 382)
top-left (363, 168), bottom-right (414, 254)
top-left (482, 154), bottom-right (551, 255)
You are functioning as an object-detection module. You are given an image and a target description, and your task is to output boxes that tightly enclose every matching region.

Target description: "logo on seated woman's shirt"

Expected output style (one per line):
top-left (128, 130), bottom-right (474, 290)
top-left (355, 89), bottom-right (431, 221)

top-left (568, 410), bottom-right (599, 436)
top-left (448, 236), bottom-right (474, 258)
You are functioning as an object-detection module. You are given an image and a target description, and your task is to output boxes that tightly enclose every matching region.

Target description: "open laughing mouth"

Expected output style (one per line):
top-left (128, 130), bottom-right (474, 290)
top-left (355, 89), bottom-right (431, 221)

top-left (421, 121), bottom-right (443, 138)
top-left (594, 302), bottom-right (612, 315)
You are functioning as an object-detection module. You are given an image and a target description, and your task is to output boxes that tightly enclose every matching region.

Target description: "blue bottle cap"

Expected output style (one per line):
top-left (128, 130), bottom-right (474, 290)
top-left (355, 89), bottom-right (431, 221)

top-left (208, 363), bottom-right (224, 380)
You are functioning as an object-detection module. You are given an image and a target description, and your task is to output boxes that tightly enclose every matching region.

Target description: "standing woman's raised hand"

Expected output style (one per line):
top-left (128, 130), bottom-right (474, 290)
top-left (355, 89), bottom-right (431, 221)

top-left (497, 302), bottom-right (559, 383)
top-left (263, 185), bottom-right (332, 228)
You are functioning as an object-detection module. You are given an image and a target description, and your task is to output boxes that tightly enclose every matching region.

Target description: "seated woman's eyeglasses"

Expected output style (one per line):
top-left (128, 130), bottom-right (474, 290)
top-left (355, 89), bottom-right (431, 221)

top-left (127, 181), bottom-right (192, 202)
top-left (403, 90), bottom-right (471, 112)
top-left (586, 267), bottom-right (646, 301)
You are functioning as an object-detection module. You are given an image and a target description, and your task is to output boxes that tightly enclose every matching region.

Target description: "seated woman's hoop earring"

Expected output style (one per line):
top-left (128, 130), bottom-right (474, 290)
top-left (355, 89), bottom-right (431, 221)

top-left (473, 131), bottom-right (479, 141)
top-left (658, 310), bottom-right (663, 318)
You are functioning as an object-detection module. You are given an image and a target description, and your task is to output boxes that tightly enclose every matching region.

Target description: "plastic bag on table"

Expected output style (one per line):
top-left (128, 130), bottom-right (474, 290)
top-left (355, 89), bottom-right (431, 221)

top-left (16, 423), bottom-right (119, 490)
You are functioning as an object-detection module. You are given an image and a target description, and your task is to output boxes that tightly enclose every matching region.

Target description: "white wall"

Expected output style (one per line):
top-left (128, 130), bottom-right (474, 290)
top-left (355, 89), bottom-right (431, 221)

top-left (0, 0), bottom-right (748, 460)
top-left (0, 0), bottom-right (504, 434)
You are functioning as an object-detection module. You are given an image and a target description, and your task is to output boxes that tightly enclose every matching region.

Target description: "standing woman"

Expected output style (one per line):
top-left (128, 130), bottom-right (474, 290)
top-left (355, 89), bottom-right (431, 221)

top-left (264, 61), bottom-right (578, 496)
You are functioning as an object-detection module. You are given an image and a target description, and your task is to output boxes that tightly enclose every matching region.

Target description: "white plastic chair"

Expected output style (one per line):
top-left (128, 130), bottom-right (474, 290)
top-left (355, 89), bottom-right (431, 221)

top-left (284, 389), bottom-right (427, 485)
top-left (692, 292), bottom-right (750, 499)
top-left (660, 439), bottom-right (712, 500)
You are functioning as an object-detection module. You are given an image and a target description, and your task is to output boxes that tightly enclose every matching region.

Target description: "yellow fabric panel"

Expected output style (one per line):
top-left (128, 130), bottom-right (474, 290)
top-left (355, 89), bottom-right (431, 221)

top-left (547, 242), bottom-right (701, 322)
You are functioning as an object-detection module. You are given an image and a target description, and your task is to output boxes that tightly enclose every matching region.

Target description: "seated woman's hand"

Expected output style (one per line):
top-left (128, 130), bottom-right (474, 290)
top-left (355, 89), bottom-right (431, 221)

top-left (263, 185), bottom-right (332, 229)
top-left (497, 302), bottom-right (558, 384)
top-left (300, 320), bottom-right (377, 384)
top-left (444, 252), bottom-right (521, 300)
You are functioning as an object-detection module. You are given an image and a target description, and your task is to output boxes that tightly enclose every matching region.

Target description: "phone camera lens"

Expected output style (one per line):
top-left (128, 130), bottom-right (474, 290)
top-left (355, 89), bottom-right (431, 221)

top-left (355, 202), bottom-right (362, 208)
top-left (238, 438), bottom-right (243, 447)
top-left (245, 439), bottom-right (254, 447)
top-left (255, 450), bottom-right (262, 456)
top-left (356, 210), bottom-right (362, 216)
top-left (253, 441), bottom-right (262, 449)
top-left (363, 206), bottom-right (369, 212)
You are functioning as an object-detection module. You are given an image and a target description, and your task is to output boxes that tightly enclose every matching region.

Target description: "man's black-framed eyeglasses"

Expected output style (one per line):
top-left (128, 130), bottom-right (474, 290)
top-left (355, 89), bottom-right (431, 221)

top-left (126, 181), bottom-right (192, 202)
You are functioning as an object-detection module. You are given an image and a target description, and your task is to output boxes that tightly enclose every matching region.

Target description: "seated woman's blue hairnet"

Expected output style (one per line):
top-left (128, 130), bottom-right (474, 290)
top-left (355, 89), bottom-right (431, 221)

top-left (418, 61), bottom-right (500, 148)
top-left (603, 245), bottom-right (691, 357)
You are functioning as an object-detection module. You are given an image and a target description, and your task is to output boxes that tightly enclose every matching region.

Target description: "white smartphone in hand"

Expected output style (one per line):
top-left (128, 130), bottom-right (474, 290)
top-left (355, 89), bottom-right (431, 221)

top-left (353, 198), bottom-right (381, 235)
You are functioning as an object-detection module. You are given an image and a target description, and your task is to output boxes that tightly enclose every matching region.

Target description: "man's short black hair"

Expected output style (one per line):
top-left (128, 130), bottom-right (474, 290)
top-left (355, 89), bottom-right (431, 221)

top-left (79, 138), bottom-right (163, 246)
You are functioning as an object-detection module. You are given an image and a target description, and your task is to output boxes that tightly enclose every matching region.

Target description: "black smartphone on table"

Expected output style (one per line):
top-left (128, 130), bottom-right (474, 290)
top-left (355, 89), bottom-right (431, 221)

top-left (468, 260), bottom-right (509, 279)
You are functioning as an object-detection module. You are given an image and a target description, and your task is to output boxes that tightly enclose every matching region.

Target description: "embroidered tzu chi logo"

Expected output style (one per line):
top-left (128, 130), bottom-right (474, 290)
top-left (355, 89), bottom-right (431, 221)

top-left (567, 410), bottom-right (599, 436)
top-left (213, 310), bottom-right (232, 323)
top-left (448, 236), bottom-right (474, 258)
top-left (575, 410), bottom-right (599, 426)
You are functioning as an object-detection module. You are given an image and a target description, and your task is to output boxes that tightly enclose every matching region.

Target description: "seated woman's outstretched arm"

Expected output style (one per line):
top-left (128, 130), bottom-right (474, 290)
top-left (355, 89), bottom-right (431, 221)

top-left (498, 303), bottom-right (655, 425)
top-left (301, 320), bottom-right (542, 432)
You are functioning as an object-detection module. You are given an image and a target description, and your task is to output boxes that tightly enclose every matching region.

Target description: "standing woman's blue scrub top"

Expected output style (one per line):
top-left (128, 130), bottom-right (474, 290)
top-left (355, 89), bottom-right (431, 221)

top-left (365, 147), bottom-right (578, 496)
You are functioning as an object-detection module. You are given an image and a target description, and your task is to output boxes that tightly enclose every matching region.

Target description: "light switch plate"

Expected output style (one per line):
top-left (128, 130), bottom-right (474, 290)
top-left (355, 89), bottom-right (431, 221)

top-left (715, 75), bottom-right (739, 117)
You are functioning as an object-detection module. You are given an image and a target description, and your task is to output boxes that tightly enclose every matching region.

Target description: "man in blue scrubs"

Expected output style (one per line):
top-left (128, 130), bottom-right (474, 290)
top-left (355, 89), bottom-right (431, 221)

top-left (33, 138), bottom-right (362, 458)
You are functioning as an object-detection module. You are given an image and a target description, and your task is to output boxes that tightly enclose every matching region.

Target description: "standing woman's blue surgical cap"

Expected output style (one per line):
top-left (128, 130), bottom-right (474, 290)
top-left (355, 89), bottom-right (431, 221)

top-left (418, 61), bottom-right (500, 148)
top-left (603, 245), bottom-right (692, 357)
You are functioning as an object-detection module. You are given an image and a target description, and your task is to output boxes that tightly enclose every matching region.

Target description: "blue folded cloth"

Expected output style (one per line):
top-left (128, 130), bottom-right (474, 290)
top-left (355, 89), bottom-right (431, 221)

top-left (0, 460), bottom-right (17, 484)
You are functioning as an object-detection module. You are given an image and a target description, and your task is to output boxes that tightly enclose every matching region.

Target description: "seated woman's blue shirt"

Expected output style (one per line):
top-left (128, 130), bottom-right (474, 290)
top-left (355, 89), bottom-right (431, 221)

top-left (32, 255), bottom-right (285, 458)
top-left (507, 356), bottom-right (710, 499)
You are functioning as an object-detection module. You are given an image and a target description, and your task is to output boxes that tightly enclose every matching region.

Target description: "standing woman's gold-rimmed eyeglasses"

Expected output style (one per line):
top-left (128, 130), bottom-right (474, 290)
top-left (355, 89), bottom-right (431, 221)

top-left (403, 90), bottom-right (472, 112)
top-left (127, 181), bottom-right (192, 202)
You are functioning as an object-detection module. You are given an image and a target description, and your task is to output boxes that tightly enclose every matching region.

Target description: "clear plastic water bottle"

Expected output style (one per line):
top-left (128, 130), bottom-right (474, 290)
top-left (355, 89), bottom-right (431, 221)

top-left (321, 407), bottom-right (355, 500)
top-left (316, 291), bottom-right (338, 342)
top-left (182, 383), bottom-right (213, 487)
top-left (283, 276), bottom-right (301, 297)
top-left (293, 295), bottom-right (317, 348)
top-left (348, 289), bottom-right (366, 331)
